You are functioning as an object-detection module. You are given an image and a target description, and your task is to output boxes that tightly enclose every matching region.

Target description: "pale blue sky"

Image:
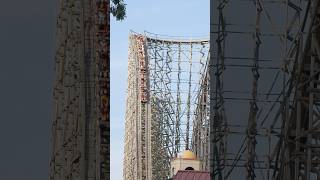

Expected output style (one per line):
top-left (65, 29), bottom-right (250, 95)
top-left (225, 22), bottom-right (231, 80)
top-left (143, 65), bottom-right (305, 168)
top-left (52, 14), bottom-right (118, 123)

top-left (110, 1), bottom-right (209, 179)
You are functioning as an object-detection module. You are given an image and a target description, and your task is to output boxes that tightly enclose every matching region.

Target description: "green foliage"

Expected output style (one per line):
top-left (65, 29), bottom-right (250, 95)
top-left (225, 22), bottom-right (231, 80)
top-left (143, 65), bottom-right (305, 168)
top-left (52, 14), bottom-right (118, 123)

top-left (111, 0), bottom-right (126, 21)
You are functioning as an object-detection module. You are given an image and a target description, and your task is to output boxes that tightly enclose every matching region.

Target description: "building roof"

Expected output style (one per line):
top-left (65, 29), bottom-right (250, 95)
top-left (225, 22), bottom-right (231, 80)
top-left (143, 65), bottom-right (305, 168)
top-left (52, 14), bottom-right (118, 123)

top-left (181, 150), bottom-right (197, 160)
top-left (173, 170), bottom-right (210, 180)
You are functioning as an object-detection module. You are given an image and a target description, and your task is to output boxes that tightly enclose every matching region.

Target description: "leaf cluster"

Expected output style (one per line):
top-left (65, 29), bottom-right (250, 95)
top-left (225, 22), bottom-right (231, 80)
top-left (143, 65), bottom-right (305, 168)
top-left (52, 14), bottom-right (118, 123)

top-left (111, 0), bottom-right (126, 21)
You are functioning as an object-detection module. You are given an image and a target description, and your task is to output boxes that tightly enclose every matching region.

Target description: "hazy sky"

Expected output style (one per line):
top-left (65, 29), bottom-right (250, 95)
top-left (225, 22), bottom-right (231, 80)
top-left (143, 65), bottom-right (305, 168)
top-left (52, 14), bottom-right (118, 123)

top-left (0, 0), bottom-right (56, 179)
top-left (110, 1), bottom-right (209, 179)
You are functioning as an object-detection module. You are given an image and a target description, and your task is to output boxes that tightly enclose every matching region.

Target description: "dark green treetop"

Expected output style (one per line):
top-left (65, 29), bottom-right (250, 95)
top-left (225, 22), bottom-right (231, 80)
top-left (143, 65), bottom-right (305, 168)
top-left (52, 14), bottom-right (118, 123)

top-left (111, 0), bottom-right (126, 21)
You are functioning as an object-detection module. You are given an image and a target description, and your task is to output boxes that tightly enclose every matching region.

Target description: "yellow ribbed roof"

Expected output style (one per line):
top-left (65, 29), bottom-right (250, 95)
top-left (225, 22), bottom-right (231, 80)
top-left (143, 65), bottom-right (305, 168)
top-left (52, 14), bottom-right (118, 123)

top-left (181, 150), bottom-right (197, 160)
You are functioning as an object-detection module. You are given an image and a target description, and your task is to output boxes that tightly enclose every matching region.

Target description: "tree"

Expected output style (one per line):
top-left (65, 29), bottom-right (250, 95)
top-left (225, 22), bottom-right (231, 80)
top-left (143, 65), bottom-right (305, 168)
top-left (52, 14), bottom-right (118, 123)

top-left (111, 0), bottom-right (126, 21)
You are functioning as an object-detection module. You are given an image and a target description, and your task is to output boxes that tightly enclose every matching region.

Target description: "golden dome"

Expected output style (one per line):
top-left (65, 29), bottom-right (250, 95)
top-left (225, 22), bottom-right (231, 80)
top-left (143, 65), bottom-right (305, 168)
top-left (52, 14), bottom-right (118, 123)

top-left (181, 150), bottom-right (197, 160)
